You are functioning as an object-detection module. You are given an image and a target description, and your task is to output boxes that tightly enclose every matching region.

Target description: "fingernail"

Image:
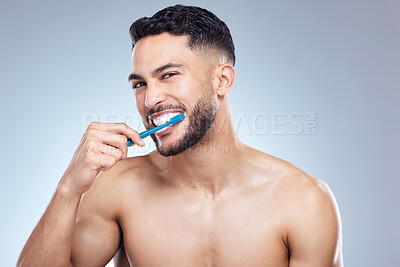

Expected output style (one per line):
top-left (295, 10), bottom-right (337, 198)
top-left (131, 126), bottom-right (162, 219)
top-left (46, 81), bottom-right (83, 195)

top-left (140, 140), bottom-right (145, 146)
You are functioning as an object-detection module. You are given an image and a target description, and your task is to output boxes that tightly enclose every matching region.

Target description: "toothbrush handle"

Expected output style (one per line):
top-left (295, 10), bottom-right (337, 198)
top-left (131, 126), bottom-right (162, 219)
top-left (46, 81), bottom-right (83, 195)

top-left (127, 122), bottom-right (172, 146)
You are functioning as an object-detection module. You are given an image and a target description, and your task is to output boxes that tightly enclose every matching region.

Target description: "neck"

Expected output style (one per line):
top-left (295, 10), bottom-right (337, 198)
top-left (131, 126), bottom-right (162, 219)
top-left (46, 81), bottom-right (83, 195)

top-left (163, 103), bottom-right (249, 197)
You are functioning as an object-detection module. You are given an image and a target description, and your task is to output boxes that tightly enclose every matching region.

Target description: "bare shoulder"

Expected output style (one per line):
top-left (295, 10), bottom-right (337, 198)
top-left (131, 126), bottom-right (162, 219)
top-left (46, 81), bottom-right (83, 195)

top-left (248, 147), bottom-right (343, 265)
top-left (78, 151), bottom-right (159, 218)
top-left (246, 146), bottom-right (341, 226)
top-left (70, 153), bottom-right (158, 266)
top-left (247, 146), bottom-right (338, 207)
top-left (88, 151), bottom-right (159, 188)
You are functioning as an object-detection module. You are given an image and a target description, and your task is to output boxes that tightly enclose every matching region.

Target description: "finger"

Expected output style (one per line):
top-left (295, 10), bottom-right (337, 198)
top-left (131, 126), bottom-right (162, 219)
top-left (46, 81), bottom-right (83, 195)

top-left (87, 141), bottom-right (126, 160)
top-left (85, 128), bottom-right (127, 158)
top-left (97, 143), bottom-right (125, 161)
top-left (94, 152), bottom-right (117, 172)
top-left (89, 122), bottom-right (145, 147)
top-left (96, 132), bottom-right (128, 157)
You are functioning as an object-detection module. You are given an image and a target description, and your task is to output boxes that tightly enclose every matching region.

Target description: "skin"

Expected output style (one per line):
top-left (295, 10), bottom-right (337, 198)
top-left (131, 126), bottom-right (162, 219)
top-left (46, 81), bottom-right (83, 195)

top-left (17, 32), bottom-right (343, 266)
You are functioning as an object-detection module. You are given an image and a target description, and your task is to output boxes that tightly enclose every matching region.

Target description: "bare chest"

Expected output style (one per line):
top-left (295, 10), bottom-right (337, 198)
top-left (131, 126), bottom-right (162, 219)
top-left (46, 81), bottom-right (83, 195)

top-left (119, 188), bottom-right (289, 267)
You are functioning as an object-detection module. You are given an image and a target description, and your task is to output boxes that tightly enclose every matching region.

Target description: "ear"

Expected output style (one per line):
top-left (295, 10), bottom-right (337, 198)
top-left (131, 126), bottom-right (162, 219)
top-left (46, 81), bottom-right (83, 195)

top-left (212, 63), bottom-right (236, 96)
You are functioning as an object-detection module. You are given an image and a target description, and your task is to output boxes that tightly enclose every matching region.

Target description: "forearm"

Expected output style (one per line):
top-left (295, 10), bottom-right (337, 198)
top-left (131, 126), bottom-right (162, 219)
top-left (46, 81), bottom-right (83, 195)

top-left (17, 176), bottom-right (81, 267)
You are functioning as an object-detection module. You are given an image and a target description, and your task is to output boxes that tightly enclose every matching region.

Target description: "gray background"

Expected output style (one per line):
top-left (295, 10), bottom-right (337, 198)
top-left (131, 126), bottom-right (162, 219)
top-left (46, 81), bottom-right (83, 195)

top-left (1, 0), bottom-right (399, 266)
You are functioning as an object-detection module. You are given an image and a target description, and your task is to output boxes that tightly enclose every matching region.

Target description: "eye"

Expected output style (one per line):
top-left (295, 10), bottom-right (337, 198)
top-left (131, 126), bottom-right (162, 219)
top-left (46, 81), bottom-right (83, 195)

top-left (162, 73), bottom-right (176, 79)
top-left (132, 81), bottom-right (146, 89)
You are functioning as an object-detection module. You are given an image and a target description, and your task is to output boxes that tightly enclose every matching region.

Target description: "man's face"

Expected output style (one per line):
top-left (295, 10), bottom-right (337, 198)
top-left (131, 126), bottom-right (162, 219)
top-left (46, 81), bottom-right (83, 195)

top-left (129, 32), bottom-right (218, 156)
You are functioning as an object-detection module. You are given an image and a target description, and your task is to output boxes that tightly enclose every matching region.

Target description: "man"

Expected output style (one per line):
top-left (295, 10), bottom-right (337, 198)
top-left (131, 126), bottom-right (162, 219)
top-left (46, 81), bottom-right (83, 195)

top-left (17, 4), bottom-right (343, 267)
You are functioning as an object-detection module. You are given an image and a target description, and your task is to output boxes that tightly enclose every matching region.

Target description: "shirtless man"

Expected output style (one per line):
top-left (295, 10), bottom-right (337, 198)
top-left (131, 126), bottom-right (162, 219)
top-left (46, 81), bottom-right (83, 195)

top-left (17, 4), bottom-right (343, 267)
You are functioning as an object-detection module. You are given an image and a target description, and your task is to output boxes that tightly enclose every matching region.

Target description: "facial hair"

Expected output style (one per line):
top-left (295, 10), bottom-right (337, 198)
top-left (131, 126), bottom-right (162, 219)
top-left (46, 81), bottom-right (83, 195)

top-left (151, 92), bottom-right (218, 157)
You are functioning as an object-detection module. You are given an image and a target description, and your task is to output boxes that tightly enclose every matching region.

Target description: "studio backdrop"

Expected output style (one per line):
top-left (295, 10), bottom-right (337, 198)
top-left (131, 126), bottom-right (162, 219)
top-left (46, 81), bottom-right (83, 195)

top-left (1, 0), bottom-right (399, 266)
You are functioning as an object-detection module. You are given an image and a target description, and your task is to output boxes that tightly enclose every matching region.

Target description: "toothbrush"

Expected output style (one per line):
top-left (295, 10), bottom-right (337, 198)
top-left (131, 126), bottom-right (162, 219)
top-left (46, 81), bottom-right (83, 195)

top-left (127, 113), bottom-right (185, 146)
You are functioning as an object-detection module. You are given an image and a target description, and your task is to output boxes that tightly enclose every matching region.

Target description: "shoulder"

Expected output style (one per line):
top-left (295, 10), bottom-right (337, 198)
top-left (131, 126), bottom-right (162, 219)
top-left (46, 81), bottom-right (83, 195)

top-left (276, 167), bottom-right (340, 222)
top-left (89, 150), bottom-right (160, 189)
top-left (248, 147), bottom-right (337, 207)
top-left (269, 165), bottom-right (343, 265)
top-left (274, 162), bottom-right (340, 222)
top-left (250, 149), bottom-right (343, 264)
top-left (282, 172), bottom-right (342, 241)
top-left (78, 152), bottom-right (160, 219)
top-left (248, 147), bottom-right (341, 229)
top-left (71, 155), bottom-right (159, 266)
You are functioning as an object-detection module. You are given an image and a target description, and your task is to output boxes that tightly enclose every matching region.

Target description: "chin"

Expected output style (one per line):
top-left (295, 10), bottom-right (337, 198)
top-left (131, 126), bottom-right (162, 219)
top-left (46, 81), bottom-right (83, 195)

top-left (151, 132), bottom-right (179, 156)
top-left (155, 142), bottom-right (184, 157)
top-left (155, 133), bottom-right (177, 147)
top-left (153, 132), bottom-right (194, 157)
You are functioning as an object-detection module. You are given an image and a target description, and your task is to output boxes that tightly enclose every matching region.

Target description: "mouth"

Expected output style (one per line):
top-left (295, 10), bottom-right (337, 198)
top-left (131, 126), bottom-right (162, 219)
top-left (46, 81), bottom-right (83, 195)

top-left (148, 110), bottom-right (184, 136)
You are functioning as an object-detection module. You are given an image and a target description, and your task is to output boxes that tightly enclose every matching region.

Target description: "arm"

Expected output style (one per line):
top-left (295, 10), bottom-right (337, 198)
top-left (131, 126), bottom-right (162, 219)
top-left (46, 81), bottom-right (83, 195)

top-left (288, 179), bottom-right (343, 267)
top-left (17, 173), bottom-right (122, 267)
top-left (17, 122), bottom-right (144, 266)
top-left (70, 170), bottom-right (125, 266)
top-left (17, 179), bottom-right (81, 267)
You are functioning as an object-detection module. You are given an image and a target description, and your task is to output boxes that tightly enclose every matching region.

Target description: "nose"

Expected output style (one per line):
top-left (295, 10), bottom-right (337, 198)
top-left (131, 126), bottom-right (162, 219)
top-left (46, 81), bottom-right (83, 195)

top-left (145, 85), bottom-right (167, 108)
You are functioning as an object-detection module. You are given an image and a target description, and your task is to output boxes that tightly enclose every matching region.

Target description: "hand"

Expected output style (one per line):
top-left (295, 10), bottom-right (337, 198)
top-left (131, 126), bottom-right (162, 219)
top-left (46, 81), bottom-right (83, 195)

top-left (59, 122), bottom-right (145, 197)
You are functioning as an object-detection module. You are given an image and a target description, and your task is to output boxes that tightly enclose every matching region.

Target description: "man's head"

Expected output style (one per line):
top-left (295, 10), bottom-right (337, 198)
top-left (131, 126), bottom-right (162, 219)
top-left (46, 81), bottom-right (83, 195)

top-left (128, 5), bottom-right (236, 156)
top-left (129, 4), bottom-right (235, 67)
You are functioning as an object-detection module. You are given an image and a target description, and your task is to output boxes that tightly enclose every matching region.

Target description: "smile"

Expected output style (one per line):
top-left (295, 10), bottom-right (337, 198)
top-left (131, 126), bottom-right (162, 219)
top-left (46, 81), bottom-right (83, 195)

top-left (148, 110), bottom-right (184, 127)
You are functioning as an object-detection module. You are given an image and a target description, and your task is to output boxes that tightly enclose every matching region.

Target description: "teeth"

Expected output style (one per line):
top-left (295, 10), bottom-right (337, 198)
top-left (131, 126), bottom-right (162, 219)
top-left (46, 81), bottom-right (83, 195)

top-left (152, 112), bottom-right (181, 126)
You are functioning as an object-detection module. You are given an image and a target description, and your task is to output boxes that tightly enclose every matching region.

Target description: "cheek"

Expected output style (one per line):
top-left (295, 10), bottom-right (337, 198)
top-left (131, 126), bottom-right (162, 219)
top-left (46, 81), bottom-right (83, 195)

top-left (180, 75), bottom-right (208, 100)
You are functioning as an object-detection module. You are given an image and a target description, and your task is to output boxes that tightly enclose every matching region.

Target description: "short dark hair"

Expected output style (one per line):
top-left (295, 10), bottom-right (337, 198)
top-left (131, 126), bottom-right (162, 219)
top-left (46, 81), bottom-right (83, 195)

top-left (129, 4), bottom-right (235, 66)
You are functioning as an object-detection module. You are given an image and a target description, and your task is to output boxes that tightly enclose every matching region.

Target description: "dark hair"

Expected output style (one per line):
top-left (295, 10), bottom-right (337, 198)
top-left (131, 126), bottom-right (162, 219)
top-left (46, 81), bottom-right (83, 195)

top-left (129, 4), bottom-right (235, 66)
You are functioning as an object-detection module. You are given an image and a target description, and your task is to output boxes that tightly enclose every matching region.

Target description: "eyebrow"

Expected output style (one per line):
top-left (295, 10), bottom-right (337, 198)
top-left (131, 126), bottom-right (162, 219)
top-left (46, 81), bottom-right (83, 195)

top-left (128, 63), bottom-right (186, 81)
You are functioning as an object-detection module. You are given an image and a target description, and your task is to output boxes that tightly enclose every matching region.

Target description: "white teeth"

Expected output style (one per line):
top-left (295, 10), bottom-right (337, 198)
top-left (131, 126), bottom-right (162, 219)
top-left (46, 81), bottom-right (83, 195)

top-left (152, 112), bottom-right (181, 126)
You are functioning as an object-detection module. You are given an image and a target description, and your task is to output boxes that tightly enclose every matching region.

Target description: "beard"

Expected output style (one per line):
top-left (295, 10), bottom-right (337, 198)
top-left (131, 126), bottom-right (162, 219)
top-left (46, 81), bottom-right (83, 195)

top-left (151, 92), bottom-right (218, 157)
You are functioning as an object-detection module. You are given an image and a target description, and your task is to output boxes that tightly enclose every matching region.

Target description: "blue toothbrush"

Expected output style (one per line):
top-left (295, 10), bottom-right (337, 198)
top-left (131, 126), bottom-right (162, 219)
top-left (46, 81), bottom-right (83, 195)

top-left (127, 113), bottom-right (185, 146)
